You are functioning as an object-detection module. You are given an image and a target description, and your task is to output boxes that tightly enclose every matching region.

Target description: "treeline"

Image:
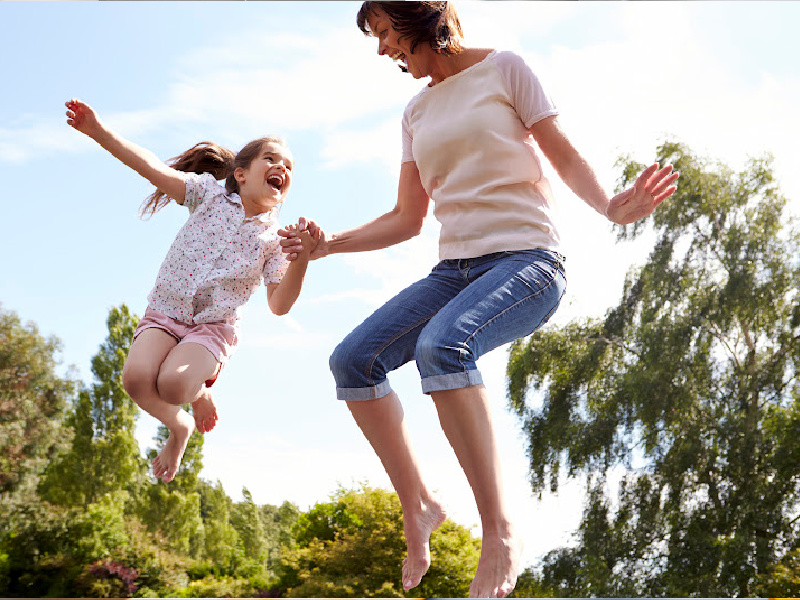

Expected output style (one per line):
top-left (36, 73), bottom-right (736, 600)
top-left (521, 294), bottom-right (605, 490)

top-left (0, 304), bottom-right (491, 598)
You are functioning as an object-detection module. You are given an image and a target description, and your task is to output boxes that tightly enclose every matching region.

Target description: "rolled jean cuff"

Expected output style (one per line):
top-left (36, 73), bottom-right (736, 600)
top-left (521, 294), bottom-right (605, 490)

top-left (336, 379), bottom-right (393, 401)
top-left (421, 370), bottom-right (483, 394)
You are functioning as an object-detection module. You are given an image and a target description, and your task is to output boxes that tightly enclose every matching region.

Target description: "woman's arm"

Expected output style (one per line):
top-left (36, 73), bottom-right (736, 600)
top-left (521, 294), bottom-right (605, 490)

top-left (279, 161), bottom-right (431, 260)
top-left (66, 99), bottom-right (187, 204)
top-left (529, 115), bottom-right (679, 225)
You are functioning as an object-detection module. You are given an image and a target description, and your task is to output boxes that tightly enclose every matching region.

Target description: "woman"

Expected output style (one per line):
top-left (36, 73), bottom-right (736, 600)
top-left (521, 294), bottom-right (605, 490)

top-left (281, 2), bottom-right (679, 597)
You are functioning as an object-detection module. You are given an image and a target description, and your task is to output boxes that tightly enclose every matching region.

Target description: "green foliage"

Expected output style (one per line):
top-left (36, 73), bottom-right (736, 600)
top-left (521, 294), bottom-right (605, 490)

top-left (508, 566), bottom-right (554, 598)
top-left (170, 574), bottom-right (267, 598)
top-left (231, 487), bottom-right (266, 563)
top-left (75, 559), bottom-right (140, 598)
top-left (278, 484), bottom-right (480, 598)
top-left (755, 547), bottom-right (800, 597)
top-left (39, 304), bottom-right (147, 506)
top-left (197, 479), bottom-right (239, 567)
top-left (0, 304), bottom-right (74, 501)
top-left (261, 499), bottom-right (301, 570)
top-left (507, 141), bottom-right (800, 596)
top-left (140, 484), bottom-right (205, 558)
top-left (0, 492), bottom-right (131, 597)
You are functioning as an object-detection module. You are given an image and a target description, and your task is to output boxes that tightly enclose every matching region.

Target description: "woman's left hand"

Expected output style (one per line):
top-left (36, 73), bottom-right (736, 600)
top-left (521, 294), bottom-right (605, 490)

top-left (606, 163), bottom-right (680, 225)
top-left (279, 217), bottom-right (327, 261)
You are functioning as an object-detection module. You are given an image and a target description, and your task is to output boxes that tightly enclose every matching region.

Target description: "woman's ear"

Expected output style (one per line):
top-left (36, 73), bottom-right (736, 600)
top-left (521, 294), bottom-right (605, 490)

top-left (234, 166), bottom-right (245, 185)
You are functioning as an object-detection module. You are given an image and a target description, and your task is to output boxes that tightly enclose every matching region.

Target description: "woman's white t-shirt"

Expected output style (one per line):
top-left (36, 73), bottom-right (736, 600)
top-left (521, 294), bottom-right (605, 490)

top-left (401, 50), bottom-right (560, 260)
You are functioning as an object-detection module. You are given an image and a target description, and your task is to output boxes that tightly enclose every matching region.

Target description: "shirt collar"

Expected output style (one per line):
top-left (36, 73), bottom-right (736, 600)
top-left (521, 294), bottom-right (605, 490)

top-left (230, 193), bottom-right (282, 224)
top-left (251, 205), bottom-right (281, 224)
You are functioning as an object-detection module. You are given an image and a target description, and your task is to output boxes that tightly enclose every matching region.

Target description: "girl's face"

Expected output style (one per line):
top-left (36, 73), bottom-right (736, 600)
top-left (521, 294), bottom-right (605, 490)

top-left (237, 141), bottom-right (294, 208)
top-left (367, 7), bottom-right (427, 79)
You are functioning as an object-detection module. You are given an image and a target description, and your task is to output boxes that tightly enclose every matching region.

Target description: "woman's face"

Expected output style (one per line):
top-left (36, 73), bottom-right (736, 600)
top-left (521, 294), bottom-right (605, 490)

top-left (367, 6), bottom-right (423, 77)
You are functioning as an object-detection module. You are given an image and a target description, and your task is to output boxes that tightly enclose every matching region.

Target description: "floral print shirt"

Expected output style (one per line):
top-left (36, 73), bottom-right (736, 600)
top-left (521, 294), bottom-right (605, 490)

top-left (147, 173), bottom-right (289, 325)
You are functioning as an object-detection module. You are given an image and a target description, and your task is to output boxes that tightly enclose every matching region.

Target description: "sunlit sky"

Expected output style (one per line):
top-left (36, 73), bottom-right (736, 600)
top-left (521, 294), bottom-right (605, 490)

top-left (3, 1), bottom-right (799, 568)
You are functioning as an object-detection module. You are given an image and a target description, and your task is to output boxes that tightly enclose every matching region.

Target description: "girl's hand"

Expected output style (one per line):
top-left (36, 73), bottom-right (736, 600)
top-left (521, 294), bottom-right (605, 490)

top-left (279, 217), bottom-right (328, 261)
top-left (65, 98), bottom-right (102, 138)
top-left (282, 223), bottom-right (318, 257)
top-left (606, 163), bottom-right (680, 225)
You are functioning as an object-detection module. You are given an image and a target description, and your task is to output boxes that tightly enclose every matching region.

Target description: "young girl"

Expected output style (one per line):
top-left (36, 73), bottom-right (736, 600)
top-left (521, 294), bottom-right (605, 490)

top-left (66, 98), bottom-right (317, 483)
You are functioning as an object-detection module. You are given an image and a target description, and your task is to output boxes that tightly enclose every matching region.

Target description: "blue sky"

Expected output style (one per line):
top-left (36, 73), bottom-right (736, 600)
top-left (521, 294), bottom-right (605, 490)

top-left (3, 1), bottom-right (799, 568)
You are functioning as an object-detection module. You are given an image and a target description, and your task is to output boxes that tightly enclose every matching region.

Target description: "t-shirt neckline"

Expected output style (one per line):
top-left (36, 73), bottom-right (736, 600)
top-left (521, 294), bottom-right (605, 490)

top-left (427, 49), bottom-right (496, 89)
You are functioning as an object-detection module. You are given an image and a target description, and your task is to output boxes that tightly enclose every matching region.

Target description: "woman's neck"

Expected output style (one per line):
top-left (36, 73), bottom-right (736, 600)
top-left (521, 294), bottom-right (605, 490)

top-left (427, 47), bottom-right (492, 85)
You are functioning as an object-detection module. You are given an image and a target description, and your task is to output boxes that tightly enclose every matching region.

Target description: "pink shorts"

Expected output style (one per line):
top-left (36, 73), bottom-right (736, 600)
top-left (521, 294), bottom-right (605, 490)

top-left (132, 307), bottom-right (238, 387)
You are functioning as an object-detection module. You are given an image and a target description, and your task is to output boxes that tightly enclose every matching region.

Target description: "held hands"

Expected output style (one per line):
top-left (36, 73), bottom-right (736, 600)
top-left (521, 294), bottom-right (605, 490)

top-left (279, 216), bottom-right (327, 261)
top-left (65, 98), bottom-right (103, 139)
top-left (606, 163), bottom-right (680, 225)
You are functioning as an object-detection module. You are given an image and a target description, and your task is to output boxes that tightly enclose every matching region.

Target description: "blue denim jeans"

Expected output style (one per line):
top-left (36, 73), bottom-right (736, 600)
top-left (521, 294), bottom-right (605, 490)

top-left (329, 249), bottom-right (567, 400)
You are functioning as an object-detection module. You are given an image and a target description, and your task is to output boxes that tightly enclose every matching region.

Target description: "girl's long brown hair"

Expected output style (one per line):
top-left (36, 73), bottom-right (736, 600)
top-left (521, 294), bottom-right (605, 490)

top-left (140, 135), bottom-right (287, 218)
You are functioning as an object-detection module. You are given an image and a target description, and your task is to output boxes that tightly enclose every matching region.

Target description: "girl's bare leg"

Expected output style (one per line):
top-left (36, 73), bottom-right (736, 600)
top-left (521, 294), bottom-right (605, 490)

top-left (151, 342), bottom-right (218, 481)
top-left (123, 329), bottom-right (192, 482)
top-left (347, 391), bottom-right (448, 591)
top-left (192, 382), bottom-right (219, 434)
top-left (431, 385), bottom-right (523, 599)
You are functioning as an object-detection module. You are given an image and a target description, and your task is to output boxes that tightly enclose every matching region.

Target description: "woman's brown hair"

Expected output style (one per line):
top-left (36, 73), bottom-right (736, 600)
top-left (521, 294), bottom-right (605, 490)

top-left (357, 1), bottom-right (463, 57)
top-left (140, 136), bottom-right (287, 217)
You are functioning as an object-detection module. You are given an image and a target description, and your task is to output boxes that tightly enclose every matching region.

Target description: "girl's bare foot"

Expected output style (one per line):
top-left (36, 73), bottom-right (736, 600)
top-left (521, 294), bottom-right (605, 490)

top-left (192, 387), bottom-right (218, 434)
top-left (469, 527), bottom-right (524, 598)
top-left (401, 499), bottom-right (448, 591)
top-left (152, 409), bottom-right (194, 483)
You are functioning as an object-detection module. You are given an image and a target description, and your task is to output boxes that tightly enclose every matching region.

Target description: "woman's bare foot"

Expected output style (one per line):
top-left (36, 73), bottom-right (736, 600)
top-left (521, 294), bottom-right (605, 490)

top-left (192, 387), bottom-right (218, 434)
top-left (152, 409), bottom-right (194, 483)
top-left (401, 499), bottom-right (448, 591)
top-left (469, 527), bottom-right (524, 598)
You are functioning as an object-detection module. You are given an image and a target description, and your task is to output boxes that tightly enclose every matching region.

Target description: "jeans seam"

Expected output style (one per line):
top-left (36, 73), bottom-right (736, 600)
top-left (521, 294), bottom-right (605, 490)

top-left (459, 267), bottom-right (563, 371)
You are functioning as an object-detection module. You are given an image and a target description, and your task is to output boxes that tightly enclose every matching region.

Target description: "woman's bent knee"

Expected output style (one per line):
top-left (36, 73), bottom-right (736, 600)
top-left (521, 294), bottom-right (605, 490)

top-left (415, 328), bottom-right (469, 376)
top-left (329, 342), bottom-right (362, 386)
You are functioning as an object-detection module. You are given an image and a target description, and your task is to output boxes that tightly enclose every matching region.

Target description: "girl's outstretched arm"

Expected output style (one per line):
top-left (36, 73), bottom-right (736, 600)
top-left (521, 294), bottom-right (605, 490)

top-left (65, 98), bottom-right (187, 204)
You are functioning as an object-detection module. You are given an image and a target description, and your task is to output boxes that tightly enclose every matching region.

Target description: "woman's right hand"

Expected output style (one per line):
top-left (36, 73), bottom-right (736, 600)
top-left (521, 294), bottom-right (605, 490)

top-left (65, 98), bottom-right (102, 138)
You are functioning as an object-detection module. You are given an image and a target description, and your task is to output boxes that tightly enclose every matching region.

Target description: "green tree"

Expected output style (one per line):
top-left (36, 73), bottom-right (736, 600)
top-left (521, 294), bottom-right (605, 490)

top-left (39, 304), bottom-right (147, 506)
top-left (261, 500), bottom-right (301, 572)
top-left (231, 487), bottom-right (266, 565)
top-left (197, 479), bottom-right (239, 568)
top-left (278, 485), bottom-right (481, 598)
top-left (506, 142), bottom-right (800, 596)
top-left (0, 305), bottom-right (74, 592)
top-left (0, 304), bottom-right (74, 503)
top-left (0, 491), bottom-right (133, 597)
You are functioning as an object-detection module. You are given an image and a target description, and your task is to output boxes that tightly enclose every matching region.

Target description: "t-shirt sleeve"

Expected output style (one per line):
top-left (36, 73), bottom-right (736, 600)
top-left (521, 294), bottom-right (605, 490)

top-left (401, 97), bottom-right (417, 163)
top-left (183, 172), bottom-right (225, 213)
top-left (494, 51), bottom-right (559, 128)
top-left (263, 245), bottom-right (290, 285)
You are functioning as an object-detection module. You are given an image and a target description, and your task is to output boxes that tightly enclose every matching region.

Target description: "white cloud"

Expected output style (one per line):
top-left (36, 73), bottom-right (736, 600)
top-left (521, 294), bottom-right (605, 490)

top-left (459, 1), bottom-right (579, 48)
top-left (320, 117), bottom-right (402, 173)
